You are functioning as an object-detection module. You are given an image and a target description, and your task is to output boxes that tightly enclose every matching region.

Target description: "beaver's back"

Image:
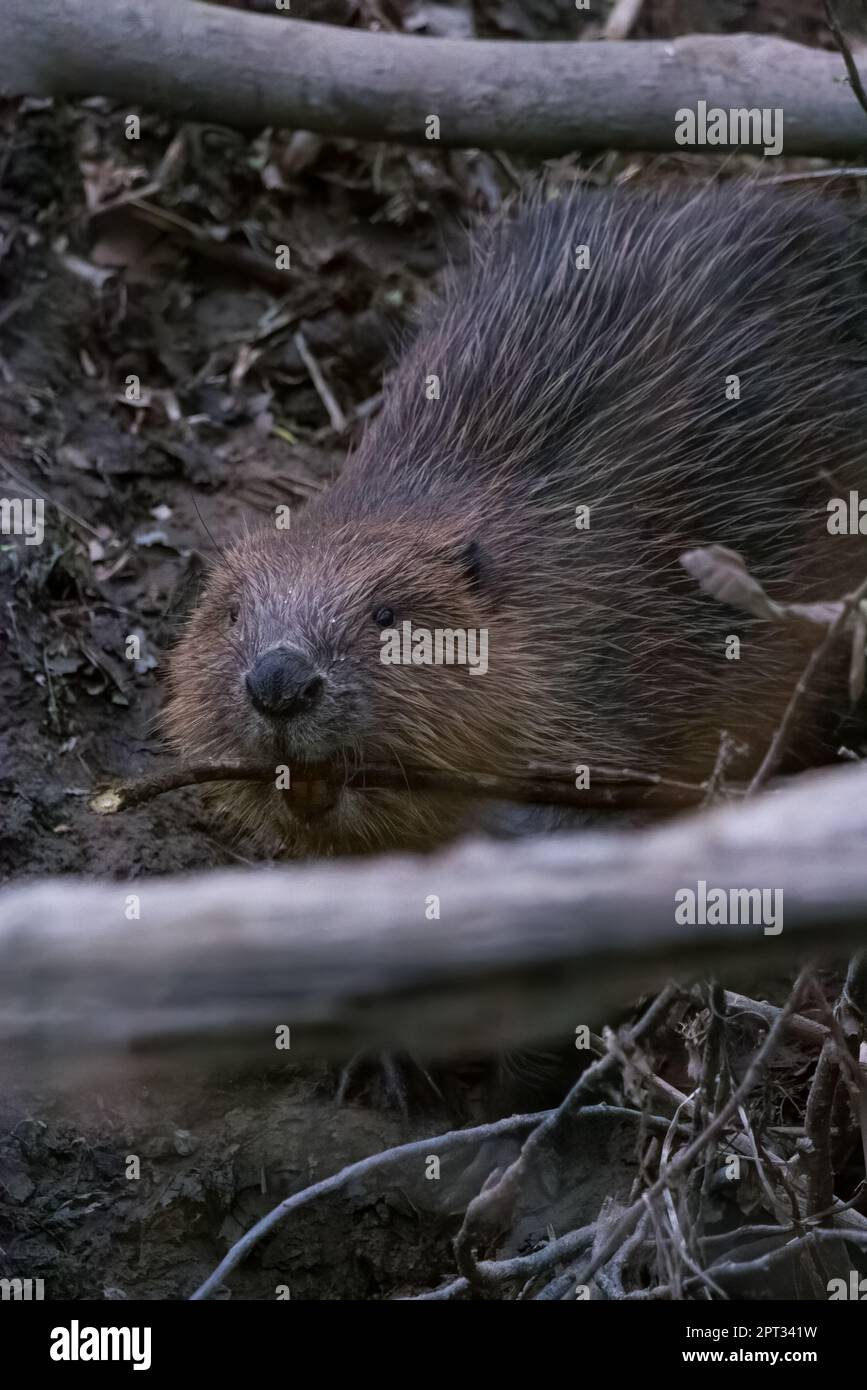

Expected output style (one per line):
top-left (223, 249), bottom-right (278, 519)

top-left (343, 182), bottom-right (867, 538)
top-left (326, 182), bottom-right (867, 779)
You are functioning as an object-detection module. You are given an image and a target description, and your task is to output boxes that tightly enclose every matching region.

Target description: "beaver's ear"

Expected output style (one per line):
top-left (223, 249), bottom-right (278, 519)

top-left (457, 539), bottom-right (488, 595)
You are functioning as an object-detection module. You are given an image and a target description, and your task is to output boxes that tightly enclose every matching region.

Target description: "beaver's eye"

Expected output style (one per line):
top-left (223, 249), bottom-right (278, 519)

top-left (373, 606), bottom-right (395, 629)
top-left (228, 601), bottom-right (240, 625)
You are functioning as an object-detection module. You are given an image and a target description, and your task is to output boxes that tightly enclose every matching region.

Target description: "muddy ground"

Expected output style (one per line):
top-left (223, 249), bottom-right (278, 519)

top-left (0, 0), bottom-right (862, 1301)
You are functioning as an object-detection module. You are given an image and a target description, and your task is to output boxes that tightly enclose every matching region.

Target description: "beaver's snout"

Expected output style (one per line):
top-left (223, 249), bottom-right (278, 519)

top-left (245, 646), bottom-right (324, 721)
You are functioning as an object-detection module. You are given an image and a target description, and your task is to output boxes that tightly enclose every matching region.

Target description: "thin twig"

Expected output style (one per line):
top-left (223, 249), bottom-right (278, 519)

top-left (724, 991), bottom-right (828, 1046)
top-left (747, 573), bottom-right (867, 795)
top-left (824, 0), bottom-right (867, 118)
top-left (89, 758), bottom-right (721, 816)
top-left (124, 198), bottom-right (294, 291)
top-left (638, 1226), bottom-right (867, 1298)
top-left (762, 167), bottom-right (867, 183)
top-left (293, 329), bottom-right (347, 434)
top-left (808, 960), bottom-right (867, 1196)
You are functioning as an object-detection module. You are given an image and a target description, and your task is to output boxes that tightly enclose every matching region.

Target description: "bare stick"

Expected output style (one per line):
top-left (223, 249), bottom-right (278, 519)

top-left (824, 0), bottom-right (867, 118)
top-left (762, 167), bottom-right (867, 183)
top-left (88, 758), bottom-right (719, 816)
top-left (5, 762), bottom-right (867, 1069)
top-left (806, 959), bottom-right (867, 1203)
top-left (804, 1028), bottom-right (844, 1215)
top-left (121, 198), bottom-right (294, 291)
top-left (89, 763), bottom-right (276, 813)
top-left (293, 329), bottom-right (347, 434)
top-left (723, 990), bottom-right (828, 1045)
top-left (2, 3), bottom-right (867, 157)
top-left (640, 1226), bottom-right (867, 1298)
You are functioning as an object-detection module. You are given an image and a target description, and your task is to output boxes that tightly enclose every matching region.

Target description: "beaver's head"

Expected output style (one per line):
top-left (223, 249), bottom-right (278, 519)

top-left (166, 512), bottom-right (531, 855)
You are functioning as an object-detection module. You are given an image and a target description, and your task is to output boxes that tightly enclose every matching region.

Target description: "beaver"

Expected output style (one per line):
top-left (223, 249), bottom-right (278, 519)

top-left (166, 180), bottom-right (867, 857)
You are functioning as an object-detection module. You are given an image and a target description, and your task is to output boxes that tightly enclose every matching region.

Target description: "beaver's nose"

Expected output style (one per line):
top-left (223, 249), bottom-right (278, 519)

top-left (245, 647), bottom-right (324, 720)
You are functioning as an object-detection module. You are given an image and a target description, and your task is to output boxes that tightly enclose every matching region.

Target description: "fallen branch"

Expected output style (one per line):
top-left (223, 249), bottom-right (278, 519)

top-left (88, 758), bottom-right (720, 816)
top-left (2, 762), bottom-right (867, 1069)
top-left (3, 2), bottom-right (867, 156)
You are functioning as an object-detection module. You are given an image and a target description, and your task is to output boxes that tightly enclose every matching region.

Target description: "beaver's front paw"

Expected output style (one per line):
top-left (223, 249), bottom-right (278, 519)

top-left (334, 1050), bottom-right (445, 1115)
